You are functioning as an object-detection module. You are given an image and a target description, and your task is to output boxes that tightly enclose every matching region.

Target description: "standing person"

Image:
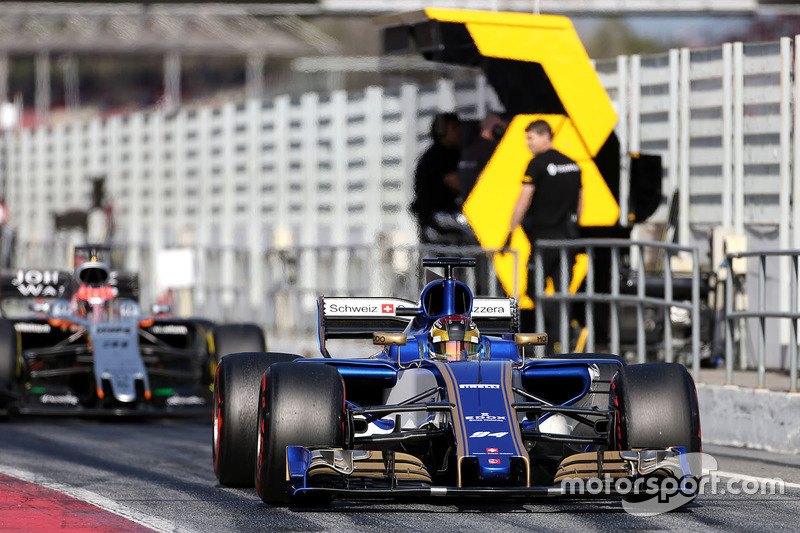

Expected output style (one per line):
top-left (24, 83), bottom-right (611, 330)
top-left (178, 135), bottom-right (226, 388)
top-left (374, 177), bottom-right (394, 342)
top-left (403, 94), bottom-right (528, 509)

top-left (506, 119), bottom-right (583, 352)
top-left (410, 112), bottom-right (473, 245)
top-left (458, 112), bottom-right (507, 199)
top-left (458, 112), bottom-right (507, 294)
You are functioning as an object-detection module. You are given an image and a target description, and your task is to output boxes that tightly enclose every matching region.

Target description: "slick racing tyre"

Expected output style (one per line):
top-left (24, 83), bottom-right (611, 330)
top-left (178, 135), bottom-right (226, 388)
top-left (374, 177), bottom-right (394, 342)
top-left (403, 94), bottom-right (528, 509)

top-left (209, 324), bottom-right (266, 364)
top-left (0, 319), bottom-right (18, 390)
top-left (213, 352), bottom-right (300, 486)
top-left (609, 362), bottom-right (701, 453)
top-left (609, 363), bottom-right (701, 505)
top-left (256, 362), bottom-right (345, 506)
top-left (207, 323), bottom-right (266, 385)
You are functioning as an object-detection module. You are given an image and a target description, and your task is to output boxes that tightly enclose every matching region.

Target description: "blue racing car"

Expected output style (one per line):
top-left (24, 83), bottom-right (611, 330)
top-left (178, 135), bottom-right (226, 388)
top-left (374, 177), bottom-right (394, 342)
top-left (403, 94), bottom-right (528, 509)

top-left (213, 258), bottom-right (701, 508)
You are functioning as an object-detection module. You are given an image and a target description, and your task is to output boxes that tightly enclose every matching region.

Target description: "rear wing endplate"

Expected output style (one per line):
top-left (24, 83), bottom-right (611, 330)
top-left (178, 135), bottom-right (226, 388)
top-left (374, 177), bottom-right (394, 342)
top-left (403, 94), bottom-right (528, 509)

top-left (471, 297), bottom-right (520, 336)
top-left (317, 296), bottom-right (415, 357)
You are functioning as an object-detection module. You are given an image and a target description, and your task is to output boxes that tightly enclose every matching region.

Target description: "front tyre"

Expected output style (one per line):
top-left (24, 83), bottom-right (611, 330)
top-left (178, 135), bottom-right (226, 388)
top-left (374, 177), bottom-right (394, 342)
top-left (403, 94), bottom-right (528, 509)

top-left (609, 362), bottom-right (702, 505)
top-left (609, 362), bottom-right (701, 452)
top-left (213, 352), bottom-right (300, 486)
top-left (256, 363), bottom-right (345, 506)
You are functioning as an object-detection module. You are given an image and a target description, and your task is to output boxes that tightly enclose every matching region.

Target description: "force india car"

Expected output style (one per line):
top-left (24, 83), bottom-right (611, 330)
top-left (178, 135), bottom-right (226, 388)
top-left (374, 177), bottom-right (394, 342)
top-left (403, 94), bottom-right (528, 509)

top-left (213, 258), bottom-right (702, 508)
top-left (0, 261), bottom-right (265, 416)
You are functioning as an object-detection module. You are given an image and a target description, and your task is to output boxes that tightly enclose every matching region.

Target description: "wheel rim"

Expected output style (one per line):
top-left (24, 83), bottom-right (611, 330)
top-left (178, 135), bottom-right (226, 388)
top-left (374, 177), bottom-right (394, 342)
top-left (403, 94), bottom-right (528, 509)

top-left (255, 372), bottom-right (267, 493)
top-left (611, 377), bottom-right (624, 450)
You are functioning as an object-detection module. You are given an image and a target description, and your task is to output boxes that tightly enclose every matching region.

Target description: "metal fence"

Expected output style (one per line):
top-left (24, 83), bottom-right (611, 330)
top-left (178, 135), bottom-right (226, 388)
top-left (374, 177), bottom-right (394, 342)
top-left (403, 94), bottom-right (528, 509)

top-left (532, 239), bottom-right (703, 376)
top-left (725, 249), bottom-right (800, 392)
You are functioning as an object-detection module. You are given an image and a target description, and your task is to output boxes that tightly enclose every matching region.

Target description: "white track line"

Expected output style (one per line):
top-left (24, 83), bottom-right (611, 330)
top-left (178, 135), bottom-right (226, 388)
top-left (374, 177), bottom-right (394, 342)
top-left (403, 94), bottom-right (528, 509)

top-left (713, 470), bottom-right (800, 490)
top-left (0, 465), bottom-right (197, 533)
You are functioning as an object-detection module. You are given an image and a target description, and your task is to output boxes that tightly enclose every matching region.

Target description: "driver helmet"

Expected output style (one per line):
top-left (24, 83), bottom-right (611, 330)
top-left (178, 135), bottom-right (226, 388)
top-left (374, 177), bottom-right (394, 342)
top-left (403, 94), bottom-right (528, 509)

top-left (74, 261), bottom-right (114, 317)
top-left (429, 315), bottom-right (481, 361)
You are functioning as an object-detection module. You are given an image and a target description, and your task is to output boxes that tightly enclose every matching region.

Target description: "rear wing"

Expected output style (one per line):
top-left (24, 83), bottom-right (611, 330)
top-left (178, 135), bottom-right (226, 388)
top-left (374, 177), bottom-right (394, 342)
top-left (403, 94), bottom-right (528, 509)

top-left (0, 269), bottom-right (139, 301)
top-left (0, 269), bottom-right (72, 299)
top-left (317, 295), bottom-right (519, 358)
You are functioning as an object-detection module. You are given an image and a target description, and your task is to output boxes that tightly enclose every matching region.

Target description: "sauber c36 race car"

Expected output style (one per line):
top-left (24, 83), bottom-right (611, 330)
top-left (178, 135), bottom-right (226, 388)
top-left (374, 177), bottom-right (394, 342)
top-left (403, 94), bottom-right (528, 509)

top-left (213, 258), bottom-right (702, 509)
top-left (0, 260), bottom-right (265, 416)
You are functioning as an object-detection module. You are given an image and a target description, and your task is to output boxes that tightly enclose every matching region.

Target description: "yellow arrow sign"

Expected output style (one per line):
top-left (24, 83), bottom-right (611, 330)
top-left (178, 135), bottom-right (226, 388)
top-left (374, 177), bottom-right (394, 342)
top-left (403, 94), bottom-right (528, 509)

top-left (425, 8), bottom-right (617, 157)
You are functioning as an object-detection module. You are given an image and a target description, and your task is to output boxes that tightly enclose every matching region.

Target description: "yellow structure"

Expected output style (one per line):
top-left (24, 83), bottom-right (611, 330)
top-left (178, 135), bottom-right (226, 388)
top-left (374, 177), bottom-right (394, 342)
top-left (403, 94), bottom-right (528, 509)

top-left (379, 8), bottom-right (621, 307)
top-left (465, 114), bottom-right (618, 305)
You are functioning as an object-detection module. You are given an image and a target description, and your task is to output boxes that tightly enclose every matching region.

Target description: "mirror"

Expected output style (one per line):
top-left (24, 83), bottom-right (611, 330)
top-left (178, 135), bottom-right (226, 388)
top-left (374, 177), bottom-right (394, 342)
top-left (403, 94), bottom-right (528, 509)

top-left (514, 333), bottom-right (548, 346)
top-left (372, 332), bottom-right (407, 346)
top-left (151, 304), bottom-right (172, 316)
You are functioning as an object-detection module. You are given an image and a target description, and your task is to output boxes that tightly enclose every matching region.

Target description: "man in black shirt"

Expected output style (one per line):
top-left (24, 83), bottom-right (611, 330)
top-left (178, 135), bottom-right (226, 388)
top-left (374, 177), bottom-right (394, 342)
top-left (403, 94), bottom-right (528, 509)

top-left (410, 112), bottom-right (474, 244)
top-left (507, 119), bottom-right (583, 351)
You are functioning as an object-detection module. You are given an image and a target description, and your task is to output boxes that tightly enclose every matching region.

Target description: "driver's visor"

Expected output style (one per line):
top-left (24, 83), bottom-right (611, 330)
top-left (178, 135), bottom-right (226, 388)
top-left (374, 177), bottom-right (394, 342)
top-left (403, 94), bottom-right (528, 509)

top-left (431, 340), bottom-right (480, 361)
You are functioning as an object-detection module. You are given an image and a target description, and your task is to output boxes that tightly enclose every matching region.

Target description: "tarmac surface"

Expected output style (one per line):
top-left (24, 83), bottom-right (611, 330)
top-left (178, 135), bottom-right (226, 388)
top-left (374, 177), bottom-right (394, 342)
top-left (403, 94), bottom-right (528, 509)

top-left (1, 417), bottom-right (799, 532)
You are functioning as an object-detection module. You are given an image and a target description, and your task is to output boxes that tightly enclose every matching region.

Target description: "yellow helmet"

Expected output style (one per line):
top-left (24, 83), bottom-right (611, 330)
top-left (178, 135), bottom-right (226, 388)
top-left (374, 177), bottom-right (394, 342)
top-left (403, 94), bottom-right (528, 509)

top-left (429, 315), bottom-right (481, 361)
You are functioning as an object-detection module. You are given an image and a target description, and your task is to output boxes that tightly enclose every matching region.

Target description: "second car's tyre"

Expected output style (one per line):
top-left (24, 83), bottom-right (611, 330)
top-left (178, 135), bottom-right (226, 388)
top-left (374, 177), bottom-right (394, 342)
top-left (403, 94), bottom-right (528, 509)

top-left (609, 362), bottom-right (701, 452)
top-left (256, 362), bottom-right (345, 506)
top-left (213, 352), bottom-right (300, 487)
top-left (0, 319), bottom-right (18, 390)
top-left (209, 324), bottom-right (266, 364)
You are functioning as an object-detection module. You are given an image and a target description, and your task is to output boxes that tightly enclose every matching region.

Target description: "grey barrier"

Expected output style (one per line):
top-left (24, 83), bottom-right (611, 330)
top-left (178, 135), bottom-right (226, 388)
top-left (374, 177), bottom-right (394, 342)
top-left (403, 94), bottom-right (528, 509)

top-left (532, 238), bottom-right (702, 377)
top-left (725, 249), bottom-right (800, 392)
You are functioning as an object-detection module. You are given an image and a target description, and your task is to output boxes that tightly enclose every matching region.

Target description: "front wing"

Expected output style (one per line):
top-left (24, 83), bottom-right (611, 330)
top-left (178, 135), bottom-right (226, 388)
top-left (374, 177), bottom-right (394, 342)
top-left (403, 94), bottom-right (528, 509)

top-left (283, 447), bottom-right (699, 501)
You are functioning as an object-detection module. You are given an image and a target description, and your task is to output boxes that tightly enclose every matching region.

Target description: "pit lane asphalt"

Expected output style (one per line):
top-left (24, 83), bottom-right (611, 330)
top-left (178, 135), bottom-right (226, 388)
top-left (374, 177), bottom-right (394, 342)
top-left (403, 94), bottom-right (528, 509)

top-left (1, 417), bottom-right (799, 533)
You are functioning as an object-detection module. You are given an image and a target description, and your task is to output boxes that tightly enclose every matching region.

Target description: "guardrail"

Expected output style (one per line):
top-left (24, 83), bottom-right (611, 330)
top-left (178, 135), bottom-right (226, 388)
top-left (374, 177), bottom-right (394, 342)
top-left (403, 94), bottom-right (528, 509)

top-left (725, 249), bottom-right (800, 392)
top-left (532, 238), bottom-right (703, 377)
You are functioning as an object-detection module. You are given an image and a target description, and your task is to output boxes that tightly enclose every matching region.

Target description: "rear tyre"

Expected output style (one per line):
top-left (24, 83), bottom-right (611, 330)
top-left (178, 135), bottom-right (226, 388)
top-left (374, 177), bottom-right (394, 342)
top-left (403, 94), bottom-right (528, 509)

top-left (209, 324), bottom-right (266, 364)
top-left (213, 352), bottom-right (300, 486)
top-left (256, 363), bottom-right (345, 506)
top-left (545, 352), bottom-right (626, 364)
top-left (207, 323), bottom-right (266, 385)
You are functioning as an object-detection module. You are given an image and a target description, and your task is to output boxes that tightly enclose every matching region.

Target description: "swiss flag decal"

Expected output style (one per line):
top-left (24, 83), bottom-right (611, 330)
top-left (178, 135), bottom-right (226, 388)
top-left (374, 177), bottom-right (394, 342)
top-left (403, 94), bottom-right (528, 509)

top-left (381, 304), bottom-right (394, 314)
top-left (486, 448), bottom-right (499, 454)
top-left (488, 459), bottom-right (501, 464)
